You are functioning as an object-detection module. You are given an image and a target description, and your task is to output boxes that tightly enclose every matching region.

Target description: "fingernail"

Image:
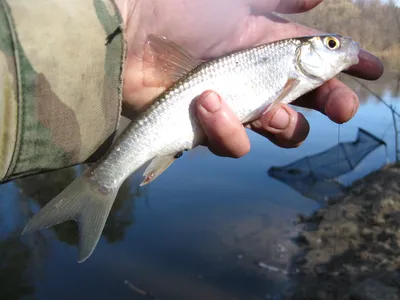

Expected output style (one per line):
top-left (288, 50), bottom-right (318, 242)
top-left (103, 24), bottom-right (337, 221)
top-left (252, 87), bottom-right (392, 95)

top-left (251, 119), bottom-right (263, 129)
top-left (350, 95), bottom-right (358, 119)
top-left (268, 107), bottom-right (290, 130)
top-left (199, 91), bottom-right (221, 113)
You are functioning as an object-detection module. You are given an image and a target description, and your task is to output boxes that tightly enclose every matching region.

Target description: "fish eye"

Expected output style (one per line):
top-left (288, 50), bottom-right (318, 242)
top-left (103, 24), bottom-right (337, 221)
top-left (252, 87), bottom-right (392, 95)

top-left (324, 37), bottom-right (340, 50)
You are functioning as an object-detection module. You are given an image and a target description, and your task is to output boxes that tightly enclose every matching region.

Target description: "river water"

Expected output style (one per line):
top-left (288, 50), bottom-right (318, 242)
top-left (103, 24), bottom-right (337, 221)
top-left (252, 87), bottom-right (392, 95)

top-left (0, 72), bottom-right (399, 300)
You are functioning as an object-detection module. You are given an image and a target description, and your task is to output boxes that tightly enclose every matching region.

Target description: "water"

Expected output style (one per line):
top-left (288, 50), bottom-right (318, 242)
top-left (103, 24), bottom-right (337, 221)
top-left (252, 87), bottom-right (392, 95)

top-left (0, 72), bottom-right (399, 300)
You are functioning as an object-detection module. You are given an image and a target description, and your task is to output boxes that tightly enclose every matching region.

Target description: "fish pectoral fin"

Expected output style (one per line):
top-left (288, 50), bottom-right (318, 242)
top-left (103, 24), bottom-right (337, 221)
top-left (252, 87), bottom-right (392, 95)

top-left (144, 34), bottom-right (202, 87)
top-left (265, 77), bottom-right (300, 113)
top-left (140, 152), bottom-right (183, 186)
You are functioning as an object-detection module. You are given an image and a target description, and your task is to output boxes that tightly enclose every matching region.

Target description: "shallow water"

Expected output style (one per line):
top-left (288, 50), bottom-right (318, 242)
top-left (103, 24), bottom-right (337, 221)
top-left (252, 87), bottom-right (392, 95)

top-left (0, 72), bottom-right (399, 300)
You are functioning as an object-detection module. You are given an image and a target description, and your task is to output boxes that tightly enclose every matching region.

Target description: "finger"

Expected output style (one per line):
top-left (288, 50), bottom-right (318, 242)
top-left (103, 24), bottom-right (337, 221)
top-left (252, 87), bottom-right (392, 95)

top-left (256, 18), bottom-right (384, 81)
top-left (293, 78), bottom-right (359, 124)
top-left (344, 49), bottom-right (384, 81)
top-left (247, 0), bottom-right (323, 14)
top-left (196, 90), bottom-right (250, 158)
top-left (220, 14), bottom-right (383, 82)
top-left (247, 104), bottom-right (310, 148)
top-left (275, 0), bottom-right (323, 14)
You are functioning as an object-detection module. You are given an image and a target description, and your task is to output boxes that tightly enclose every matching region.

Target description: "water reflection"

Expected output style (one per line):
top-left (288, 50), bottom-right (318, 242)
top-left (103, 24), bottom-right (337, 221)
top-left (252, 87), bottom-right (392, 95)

top-left (0, 166), bottom-right (143, 300)
top-left (339, 71), bottom-right (400, 103)
top-left (0, 235), bottom-right (36, 299)
top-left (0, 72), bottom-right (399, 299)
top-left (0, 188), bottom-right (48, 300)
top-left (14, 166), bottom-right (143, 246)
top-left (14, 167), bottom-right (79, 246)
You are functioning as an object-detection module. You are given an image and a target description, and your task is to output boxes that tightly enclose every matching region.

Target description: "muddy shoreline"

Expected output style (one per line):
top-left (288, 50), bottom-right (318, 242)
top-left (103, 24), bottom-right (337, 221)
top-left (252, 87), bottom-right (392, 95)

top-left (283, 162), bottom-right (400, 300)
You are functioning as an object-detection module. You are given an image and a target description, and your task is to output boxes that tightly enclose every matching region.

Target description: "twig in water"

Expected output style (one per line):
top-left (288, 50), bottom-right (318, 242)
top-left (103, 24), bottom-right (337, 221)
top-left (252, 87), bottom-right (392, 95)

top-left (124, 280), bottom-right (158, 299)
top-left (257, 261), bottom-right (289, 276)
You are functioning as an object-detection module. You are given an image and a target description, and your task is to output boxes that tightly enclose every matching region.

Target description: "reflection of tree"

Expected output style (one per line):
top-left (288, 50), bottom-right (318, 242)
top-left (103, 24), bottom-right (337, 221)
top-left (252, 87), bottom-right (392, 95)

top-left (14, 166), bottom-right (143, 246)
top-left (0, 233), bottom-right (35, 300)
top-left (0, 232), bottom-right (45, 300)
top-left (0, 188), bottom-right (48, 300)
top-left (14, 167), bottom-right (81, 246)
top-left (102, 183), bottom-right (142, 243)
top-left (0, 164), bottom-right (144, 299)
top-left (338, 72), bottom-right (400, 105)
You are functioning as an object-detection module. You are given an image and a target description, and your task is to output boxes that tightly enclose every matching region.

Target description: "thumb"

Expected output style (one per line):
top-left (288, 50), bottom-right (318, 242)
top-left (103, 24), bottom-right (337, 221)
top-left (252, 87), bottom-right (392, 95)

top-left (195, 90), bottom-right (250, 158)
top-left (248, 0), bottom-right (323, 15)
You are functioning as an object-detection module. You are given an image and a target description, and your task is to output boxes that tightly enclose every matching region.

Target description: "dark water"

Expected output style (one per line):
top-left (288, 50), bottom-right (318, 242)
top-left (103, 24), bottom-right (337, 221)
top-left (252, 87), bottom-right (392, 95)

top-left (1, 72), bottom-right (399, 300)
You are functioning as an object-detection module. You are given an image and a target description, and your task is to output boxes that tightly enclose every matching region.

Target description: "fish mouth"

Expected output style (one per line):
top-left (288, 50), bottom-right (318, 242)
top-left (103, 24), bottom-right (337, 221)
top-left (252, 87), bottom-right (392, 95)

top-left (345, 41), bottom-right (360, 67)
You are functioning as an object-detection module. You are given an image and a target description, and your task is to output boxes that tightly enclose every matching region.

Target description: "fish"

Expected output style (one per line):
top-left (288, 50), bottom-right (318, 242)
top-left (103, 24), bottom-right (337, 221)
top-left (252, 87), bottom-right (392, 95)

top-left (22, 33), bottom-right (360, 262)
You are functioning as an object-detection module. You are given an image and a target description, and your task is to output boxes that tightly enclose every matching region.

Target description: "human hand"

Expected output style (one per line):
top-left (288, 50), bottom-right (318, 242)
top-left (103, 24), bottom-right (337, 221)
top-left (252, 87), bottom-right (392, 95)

top-left (114, 0), bottom-right (384, 157)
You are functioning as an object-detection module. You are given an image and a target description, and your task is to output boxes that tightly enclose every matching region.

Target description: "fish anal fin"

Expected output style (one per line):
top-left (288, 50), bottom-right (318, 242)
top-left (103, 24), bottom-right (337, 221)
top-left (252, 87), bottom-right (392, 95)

top-left (140, 152), bottom-right (182, 186)
top-left (265, 77), bottom-right (300, 113)
top-left (143, 34), bottom-right (201, 88)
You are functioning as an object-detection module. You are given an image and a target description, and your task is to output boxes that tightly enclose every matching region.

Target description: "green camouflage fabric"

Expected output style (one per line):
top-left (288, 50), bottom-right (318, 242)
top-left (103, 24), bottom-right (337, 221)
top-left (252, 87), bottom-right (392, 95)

top-left (0, 0), bottom-right (126, 182)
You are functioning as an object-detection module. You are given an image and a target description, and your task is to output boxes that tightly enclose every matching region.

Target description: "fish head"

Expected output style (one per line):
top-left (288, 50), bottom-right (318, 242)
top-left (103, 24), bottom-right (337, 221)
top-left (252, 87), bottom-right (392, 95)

top-left (296, 34), bottom-right (360, 81)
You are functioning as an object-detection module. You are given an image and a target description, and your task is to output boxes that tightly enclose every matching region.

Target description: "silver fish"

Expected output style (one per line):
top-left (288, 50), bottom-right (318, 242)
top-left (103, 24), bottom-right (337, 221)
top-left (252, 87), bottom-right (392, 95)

top-left (22, 34), bottom-right (360, 262)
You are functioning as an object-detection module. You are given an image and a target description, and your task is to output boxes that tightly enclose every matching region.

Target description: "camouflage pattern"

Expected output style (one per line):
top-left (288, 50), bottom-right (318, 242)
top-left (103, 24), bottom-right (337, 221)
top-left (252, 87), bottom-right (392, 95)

top-left (0, 0), bottom-right (126, 182)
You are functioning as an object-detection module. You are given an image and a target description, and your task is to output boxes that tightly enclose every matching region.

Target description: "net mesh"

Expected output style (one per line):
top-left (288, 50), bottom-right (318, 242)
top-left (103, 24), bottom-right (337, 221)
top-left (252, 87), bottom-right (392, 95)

top-left (268, 128), bottom-right (386, 202)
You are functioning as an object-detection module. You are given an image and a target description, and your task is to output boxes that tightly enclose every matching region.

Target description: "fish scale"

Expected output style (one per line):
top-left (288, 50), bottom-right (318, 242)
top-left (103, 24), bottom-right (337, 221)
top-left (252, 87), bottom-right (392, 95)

top-left (22, 33), bottom-right (360, 262)
top-left (92, 39), bottom-right (300, 188)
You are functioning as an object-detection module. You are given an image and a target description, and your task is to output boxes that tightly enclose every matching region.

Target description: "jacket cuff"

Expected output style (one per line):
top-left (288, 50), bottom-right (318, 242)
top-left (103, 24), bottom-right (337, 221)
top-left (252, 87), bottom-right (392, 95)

top-left (0, 0), bottom-right (126, 182)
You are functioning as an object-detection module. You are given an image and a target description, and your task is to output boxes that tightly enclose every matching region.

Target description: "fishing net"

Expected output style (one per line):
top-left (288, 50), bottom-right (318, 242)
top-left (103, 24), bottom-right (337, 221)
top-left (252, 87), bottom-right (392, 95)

top-left (268, 128), bottom-right (386, 202)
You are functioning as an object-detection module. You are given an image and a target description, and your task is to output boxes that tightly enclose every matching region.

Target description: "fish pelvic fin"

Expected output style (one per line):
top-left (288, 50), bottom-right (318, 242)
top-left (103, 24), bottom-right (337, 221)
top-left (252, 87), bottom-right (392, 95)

top-left (22, 171), bottom-right (119, 263)
top-left (265, 77), bottom-right (300, 113)
top-left (140, 152), bottom-right (183, 186)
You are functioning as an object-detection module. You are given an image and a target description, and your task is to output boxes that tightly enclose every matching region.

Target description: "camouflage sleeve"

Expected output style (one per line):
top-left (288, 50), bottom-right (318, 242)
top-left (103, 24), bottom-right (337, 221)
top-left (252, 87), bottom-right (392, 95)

top-left (0, 0), bottom-right (126, 182)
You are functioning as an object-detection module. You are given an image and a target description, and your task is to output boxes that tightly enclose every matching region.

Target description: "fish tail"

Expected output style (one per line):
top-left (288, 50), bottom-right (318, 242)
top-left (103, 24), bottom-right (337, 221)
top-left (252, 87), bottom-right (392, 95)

top-left (22, 171), bottom-right (119, 263)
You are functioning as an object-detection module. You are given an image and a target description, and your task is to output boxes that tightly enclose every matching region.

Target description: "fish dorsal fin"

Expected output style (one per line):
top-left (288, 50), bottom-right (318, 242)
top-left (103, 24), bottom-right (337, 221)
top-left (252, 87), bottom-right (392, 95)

top-left (144, 34), bottom-right (201, 87)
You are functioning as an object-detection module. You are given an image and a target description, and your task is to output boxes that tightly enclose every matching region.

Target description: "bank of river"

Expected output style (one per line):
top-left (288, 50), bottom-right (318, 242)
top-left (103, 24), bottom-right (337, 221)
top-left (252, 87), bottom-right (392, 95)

top-left (284, 162), bottom-right (400, 300)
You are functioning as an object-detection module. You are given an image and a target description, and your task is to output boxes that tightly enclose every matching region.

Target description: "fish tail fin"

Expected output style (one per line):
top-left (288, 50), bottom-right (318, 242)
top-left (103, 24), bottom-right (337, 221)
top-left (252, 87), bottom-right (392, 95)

top-left (22, 172), bottom-right (119, 263)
